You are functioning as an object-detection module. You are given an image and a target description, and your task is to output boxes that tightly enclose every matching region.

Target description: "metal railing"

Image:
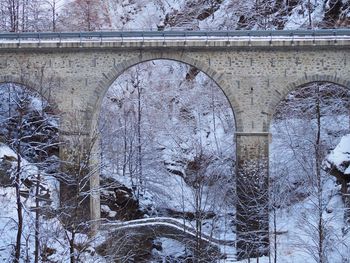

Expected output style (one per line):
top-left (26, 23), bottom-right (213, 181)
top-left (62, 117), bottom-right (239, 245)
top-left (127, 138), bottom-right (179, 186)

top-left (0, 29), bottom-right (349, 41)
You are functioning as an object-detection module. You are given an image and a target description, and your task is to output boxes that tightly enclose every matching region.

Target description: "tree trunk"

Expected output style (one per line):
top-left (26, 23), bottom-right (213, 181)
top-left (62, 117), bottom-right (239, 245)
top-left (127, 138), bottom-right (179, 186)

top-left (211, 86), bottom-right (220, 156)
top-left (307, 0), bottom-right (312, 28)
top-left (122, 113), bottom-right (127, 177)
top-left (315, 85), bottom-right (324, 263)
top-left (52, 0), bottom-right (56, 32)
top-left (273, 207), bottom-right (277, 263)
top-left (69, 231), bottom-right (75, 263)
top-left (137, 83), bottom-right (142, 195)
top-left (14, 115), bottom-right (23, 263)
top-left (34, 173), bottom-right (41, 263)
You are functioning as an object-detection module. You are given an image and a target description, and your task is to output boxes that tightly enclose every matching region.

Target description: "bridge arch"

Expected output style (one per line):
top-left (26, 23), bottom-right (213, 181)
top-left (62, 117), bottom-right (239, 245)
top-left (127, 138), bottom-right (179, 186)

top-left (88, 53), bottom-right (238, 233)
top-left (267, 78), bottom-right (350, 260)
top-left (267, 74), bottom-right (350, 125)
top-left (0, 75), bottom-right (58, 110)
top-left (90, 52), bottom-right (241, 134)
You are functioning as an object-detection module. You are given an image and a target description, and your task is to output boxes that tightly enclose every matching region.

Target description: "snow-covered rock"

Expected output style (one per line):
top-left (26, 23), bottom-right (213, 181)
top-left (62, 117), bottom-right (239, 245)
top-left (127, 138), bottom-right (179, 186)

top-left (325, 134), bottom-right (350, 176)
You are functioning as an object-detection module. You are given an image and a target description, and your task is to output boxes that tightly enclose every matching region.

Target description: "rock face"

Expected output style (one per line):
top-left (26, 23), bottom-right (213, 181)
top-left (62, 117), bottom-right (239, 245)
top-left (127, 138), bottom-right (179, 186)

top-left (100, 176), bottom-right (144, 221)
top-left (0, 155), bottom-right (13, 187)
top-left (97, 230), bottom-right (154, 263)
top-left (0, 148), bottom-right (53, 205)
top-left (162, 0), bottom-right (222, 29)
top-left (324, 0), bottom-right (350, 27)
top-left (324, 134), bottom-right (350, 224)
top-left (324, 134), bottom-right (350, 182)
top-left (98, 178), bottom-right (164, 262)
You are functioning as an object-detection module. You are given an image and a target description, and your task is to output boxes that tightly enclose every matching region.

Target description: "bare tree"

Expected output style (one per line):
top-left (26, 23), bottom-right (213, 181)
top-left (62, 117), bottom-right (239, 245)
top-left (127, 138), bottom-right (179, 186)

top-left (58, 0), bottom-right (107, 31)
top-left (0, 80), bottom-right (59, 262)
top-left (0, 0), bottom-right (56, 32)
top-left (44, 0), bottom-right (66, 31)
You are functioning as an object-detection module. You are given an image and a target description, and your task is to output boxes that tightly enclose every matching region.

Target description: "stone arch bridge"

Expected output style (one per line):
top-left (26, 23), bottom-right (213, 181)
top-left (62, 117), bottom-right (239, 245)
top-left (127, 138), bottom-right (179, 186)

top-left (0, 30), bottom-right (349, 258)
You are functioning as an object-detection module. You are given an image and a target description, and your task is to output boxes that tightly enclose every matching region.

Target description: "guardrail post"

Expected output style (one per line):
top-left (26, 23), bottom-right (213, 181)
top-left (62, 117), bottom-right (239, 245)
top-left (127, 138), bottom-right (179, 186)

top-left (226, 32), bottom-right (230, 47)
top-left (17, 33), bottom-right (21, 48)
top-left (79, 32), bottom-right (83, 48)
top-left (38, 33), bottom-right (41, 48)
top-left (333, 30), bottom-right (337, 45)
top-left (248, 32), bottom-right (251, 47)
top-left (184, 32), bottom-right (187, 47)
top-left (59, 32), bottom-right (62, 48)
top-left (291, 32), bottom-right (294, 46)
top-left (100, 32), bottom-right (103, 47)
top-left (206, 32), bottom-right (209, 47)
top-left (313, 31), bottom-right (316, 46)
top-left (269, 32), bottom-right (272, 46)
top-left (162, 32), bottom-right (166, 47)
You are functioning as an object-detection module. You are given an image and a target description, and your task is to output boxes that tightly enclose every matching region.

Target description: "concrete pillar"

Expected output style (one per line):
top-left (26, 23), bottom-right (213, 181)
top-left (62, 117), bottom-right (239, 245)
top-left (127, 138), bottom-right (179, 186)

top-left (89, 135), bottom-right (101, 234)
top-left (235, 132), bottom-right (270, 259)
top-left (59, 133), bottom-right (91, 221)
top-left (58, 111), bottom-right (101, 233)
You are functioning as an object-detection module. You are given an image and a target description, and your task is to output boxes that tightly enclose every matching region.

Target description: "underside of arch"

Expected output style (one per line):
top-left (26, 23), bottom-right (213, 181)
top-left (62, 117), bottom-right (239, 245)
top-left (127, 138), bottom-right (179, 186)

top-left (268, 74), bottom-right (350, 124)
top-left (0, 75), bottom-right (57, 109)
top-left (89, 52), bottom-right (241, 135)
